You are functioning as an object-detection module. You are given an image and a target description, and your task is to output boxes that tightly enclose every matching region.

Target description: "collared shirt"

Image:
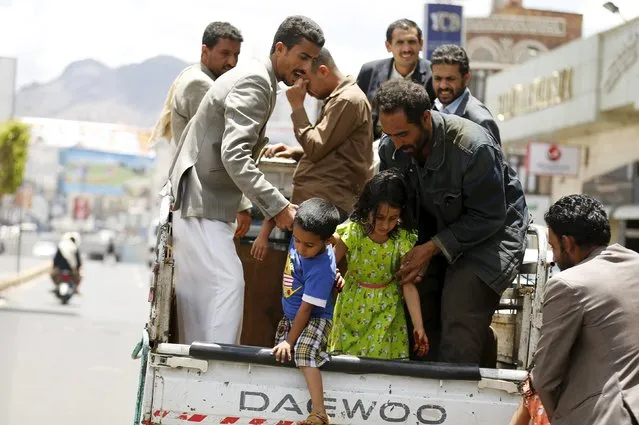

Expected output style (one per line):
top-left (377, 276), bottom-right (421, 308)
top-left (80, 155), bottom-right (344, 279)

top-left (390, 63), bottom-right (416, 81)
top-left (290, 75), bottom-right (374, 215)
top-left (434, 88), bottom-right (470, 115)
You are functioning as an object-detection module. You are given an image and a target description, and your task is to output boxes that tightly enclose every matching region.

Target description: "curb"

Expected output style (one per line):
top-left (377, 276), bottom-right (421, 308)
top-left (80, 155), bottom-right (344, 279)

top-left (0, 262), bottom-right (52, 292)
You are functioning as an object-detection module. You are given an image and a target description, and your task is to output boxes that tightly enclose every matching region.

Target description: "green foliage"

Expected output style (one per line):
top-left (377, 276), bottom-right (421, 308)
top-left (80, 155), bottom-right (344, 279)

top-left (0, 121), bottom-right (30, 196)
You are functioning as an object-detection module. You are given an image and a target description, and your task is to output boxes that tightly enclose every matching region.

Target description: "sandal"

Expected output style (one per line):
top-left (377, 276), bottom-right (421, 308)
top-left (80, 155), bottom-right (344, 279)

top-left (297, 412), bottom-right (329, 425)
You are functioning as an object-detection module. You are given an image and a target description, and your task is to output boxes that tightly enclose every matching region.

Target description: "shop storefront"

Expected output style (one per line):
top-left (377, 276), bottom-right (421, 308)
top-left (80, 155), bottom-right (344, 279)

top-left (484, 16), bottom-right (639, 245)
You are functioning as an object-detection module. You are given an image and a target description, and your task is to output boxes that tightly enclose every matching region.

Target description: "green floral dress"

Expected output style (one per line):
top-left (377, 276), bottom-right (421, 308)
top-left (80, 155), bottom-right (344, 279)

top-left (328, 221), bottom-right (417, 359)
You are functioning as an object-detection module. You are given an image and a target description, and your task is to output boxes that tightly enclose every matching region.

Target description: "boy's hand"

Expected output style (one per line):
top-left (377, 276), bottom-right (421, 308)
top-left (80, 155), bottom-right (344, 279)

top-left (413, 327), bottom-right (430, 357)
top-left (272, 341), bottom-right (292, 363)
top-left (250, 236), bottom-right (269, 261)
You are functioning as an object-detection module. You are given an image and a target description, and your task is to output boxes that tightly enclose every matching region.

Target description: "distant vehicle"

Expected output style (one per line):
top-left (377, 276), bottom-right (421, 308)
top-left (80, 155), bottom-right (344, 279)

top-left (52, 270), bottom-right (78, 305)
top-left (32, 241), bottom-right (58, 257)
top-left (84, 229), bottom-right (122, 261)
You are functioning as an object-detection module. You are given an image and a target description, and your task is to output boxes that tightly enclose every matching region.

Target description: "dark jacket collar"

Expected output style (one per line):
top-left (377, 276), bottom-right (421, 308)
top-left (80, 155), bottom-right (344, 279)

top-left (432, 88), bottom-right (471, 116)
top-left (424, 111), bottom-right (446, 171)
top-left (384, 58), bottom-right (430, 83)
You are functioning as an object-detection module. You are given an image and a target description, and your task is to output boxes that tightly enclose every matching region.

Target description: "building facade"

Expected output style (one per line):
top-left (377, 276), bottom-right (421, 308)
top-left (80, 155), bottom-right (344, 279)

top-left (485, 16), bottom-right (639, 246)
top-left (465, 0), bottom-right (582, 102)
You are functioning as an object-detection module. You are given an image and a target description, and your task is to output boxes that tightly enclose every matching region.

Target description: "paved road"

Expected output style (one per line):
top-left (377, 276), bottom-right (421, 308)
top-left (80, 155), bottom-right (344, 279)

top-left (0, 259), bottom-right (151, 425)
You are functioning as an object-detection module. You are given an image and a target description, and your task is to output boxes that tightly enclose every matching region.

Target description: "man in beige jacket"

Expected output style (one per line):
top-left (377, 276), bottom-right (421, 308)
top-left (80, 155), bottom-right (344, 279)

top-left (152, 21), bottom-right (243, 144)
top-left (532, 194), bottom-right (639, 425)
top-left (151, 22), bottom-right (251, 238)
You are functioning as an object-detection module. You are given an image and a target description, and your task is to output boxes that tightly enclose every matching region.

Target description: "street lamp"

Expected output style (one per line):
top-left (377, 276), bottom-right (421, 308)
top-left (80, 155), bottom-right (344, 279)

top-left (603, 2), bottom-right (627, 22)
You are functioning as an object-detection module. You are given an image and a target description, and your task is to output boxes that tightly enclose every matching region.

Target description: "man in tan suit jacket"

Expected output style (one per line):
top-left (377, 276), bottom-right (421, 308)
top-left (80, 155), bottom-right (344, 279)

top-left (151, 22), bottom-right (252, 237)
top-left (167, 16), bottom-right (325, 345)
top-left (152, 21), bottom-right (243, 145)
top-left (532, 194), bottom-right (639, 425)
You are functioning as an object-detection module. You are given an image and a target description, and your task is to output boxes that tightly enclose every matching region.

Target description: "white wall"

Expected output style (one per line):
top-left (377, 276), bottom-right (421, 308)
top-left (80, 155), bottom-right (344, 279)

top-left (599, 17), bottom-right (639, 112)
top-left (485, 36), bottom-right (600, 143)
top-left (0, 57), bottom-right (16, 121)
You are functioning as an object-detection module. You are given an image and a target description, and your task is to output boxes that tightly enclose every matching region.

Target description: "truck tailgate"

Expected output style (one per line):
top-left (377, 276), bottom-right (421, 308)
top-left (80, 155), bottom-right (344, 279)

top-left (144, 343), bottom-right (524, 425)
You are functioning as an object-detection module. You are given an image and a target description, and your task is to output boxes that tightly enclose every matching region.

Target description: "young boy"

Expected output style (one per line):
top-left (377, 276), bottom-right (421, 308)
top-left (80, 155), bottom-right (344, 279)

top-left (272, 198), bottom-right (341, 425)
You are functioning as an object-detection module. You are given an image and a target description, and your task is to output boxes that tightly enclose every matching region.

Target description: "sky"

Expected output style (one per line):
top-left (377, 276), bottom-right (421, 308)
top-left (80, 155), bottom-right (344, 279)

top-left (1, 0), bottom-right (638, 88)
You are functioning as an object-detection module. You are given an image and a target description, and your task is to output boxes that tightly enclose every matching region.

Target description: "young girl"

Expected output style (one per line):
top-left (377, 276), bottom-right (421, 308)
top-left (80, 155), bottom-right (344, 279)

top-left (508, 370), bottom-right (550, 425)
top-left (329, 169), bottom-right (429, 359)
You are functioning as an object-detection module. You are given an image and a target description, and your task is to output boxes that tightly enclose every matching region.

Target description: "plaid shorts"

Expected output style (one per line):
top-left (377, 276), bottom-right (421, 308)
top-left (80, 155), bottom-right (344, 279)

top-left (275, 317), bottom-right (332, 368)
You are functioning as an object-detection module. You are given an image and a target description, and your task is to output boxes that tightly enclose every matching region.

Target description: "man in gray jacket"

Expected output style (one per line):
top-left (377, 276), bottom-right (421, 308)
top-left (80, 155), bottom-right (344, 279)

top-left (167, 16), bottom-right (325, 345)
top-left (532, 194), bottom-right (639, 425)
top-left (376, 79), bottom-right (528, 365)
top-left (152, 22), bottom-right (251, 239)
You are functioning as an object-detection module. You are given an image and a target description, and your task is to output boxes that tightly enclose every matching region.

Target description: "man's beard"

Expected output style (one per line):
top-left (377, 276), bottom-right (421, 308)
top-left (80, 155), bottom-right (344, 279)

top-left (555, 242), bottom-right (575, 271)
top-left (396, 126), bottom-right (429, 158)
top-left (437, 84), bottom-right (466, 106)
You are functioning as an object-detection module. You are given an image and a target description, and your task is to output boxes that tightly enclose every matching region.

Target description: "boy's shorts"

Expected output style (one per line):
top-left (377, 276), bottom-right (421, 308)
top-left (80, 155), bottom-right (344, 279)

top-left (275, 317), bottom-right (332, 368)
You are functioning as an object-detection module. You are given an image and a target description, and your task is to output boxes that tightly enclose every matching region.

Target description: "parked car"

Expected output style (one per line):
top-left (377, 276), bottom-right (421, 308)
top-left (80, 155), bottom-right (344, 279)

top-left (83, 229), bottom-right (123, 261)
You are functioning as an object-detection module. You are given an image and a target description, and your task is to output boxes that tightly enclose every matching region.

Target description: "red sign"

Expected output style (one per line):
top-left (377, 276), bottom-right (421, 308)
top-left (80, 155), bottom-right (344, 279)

top-left (73, 197), bottom-right (91, 220)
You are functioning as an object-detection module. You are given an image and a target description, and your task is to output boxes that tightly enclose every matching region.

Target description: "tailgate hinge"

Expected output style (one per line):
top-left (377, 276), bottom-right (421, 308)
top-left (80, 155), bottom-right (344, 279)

top-left (150, 354), bottom-right (208, 373)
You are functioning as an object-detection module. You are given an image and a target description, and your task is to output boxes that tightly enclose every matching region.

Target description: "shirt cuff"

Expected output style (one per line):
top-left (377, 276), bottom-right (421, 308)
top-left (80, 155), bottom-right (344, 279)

top-left (432, 229), bottom-right (462, 264)
top-left (302, 294), bottom-right (327, 308)
top-left (238, 194), bottom-right (252, 212)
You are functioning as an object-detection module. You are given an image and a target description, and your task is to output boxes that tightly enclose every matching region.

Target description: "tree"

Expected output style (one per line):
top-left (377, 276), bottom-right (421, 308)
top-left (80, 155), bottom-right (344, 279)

top-left (0, 121), bottom-right (30, 196)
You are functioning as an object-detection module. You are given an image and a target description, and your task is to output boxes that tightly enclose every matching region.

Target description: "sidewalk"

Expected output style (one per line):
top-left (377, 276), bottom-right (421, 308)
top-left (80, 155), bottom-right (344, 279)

top-left (0, 255), bottom-right (52, 291)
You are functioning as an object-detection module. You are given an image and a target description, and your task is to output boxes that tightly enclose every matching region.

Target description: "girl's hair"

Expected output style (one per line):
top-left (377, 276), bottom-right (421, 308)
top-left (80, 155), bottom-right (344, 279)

top-left (350, 168), bottom-right (415, 239)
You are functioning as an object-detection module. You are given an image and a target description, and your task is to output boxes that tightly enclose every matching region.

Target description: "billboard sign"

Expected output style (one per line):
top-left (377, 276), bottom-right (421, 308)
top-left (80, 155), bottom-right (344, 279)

top-left (424, 3), bottom-right (464, 59)
top-left (58, 148), bottom-right (155, 196)
top-left (526, 142), bottom-right (580, 177)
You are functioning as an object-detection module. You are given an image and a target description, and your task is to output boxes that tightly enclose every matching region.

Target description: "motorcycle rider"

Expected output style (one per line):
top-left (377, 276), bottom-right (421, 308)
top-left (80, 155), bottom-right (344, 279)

top-left (50, 232), bottom-right (83, 293)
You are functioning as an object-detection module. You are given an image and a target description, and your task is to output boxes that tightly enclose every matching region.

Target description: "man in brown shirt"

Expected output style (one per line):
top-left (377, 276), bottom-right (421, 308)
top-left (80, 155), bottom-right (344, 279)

top-left (263, 47), bottom-right (374, 221)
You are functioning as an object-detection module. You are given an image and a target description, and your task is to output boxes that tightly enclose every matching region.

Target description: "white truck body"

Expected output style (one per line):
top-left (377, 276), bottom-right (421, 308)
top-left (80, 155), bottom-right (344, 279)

top-left (133, 164), bottom-right (551, 425)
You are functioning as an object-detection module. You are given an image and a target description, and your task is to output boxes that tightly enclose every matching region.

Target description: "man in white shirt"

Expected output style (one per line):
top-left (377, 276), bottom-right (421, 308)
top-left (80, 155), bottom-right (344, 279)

top-left (430, 44), bottom-right (501, 144)
top-left (356, 19), bottom-right (433, 140)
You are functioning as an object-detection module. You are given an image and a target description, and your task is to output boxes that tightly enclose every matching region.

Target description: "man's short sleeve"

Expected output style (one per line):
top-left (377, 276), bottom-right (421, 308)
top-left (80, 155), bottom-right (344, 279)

top-left (336, 221), bottom-right (360, 252)
top-left (301, 252), bottom-right (336, 308)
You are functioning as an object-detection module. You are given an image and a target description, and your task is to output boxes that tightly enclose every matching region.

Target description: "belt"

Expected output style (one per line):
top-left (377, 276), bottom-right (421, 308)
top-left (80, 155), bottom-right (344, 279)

top-left (358, 281), bottom-right (391, 289)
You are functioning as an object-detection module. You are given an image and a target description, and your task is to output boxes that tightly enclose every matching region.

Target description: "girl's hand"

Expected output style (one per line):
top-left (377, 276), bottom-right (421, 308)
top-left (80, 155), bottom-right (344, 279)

top-left (334, 268), bottom-right (345, 293)
top-left (250, 236), bottom-right (269, 261)
top-left (272, 341), bottom-right (292, 363)
top-left (413, 327), bottom-right (430, 357)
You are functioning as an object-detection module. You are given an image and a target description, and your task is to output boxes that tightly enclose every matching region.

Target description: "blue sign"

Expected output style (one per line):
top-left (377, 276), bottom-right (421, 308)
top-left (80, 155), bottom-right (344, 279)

top-left (58, 148), bottom-right (155, 196)
top-left (424, 3), bottom-right (464, 59)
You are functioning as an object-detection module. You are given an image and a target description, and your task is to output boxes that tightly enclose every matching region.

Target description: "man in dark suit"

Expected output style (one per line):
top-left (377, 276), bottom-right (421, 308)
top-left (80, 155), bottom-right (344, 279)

top-left (430, 44), bottom-right (501, 145)
top-left (356, 19), bottom-right (433, 140)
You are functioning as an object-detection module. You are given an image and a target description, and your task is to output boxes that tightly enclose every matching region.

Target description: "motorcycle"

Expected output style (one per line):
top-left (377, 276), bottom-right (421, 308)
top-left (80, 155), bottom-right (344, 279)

top-left (53, 270), bottom-right (77, 304)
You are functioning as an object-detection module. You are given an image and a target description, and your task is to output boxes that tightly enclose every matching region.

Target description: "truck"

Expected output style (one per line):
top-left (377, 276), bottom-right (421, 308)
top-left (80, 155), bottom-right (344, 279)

top-left (132, 158), bottom-right (552, 425)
